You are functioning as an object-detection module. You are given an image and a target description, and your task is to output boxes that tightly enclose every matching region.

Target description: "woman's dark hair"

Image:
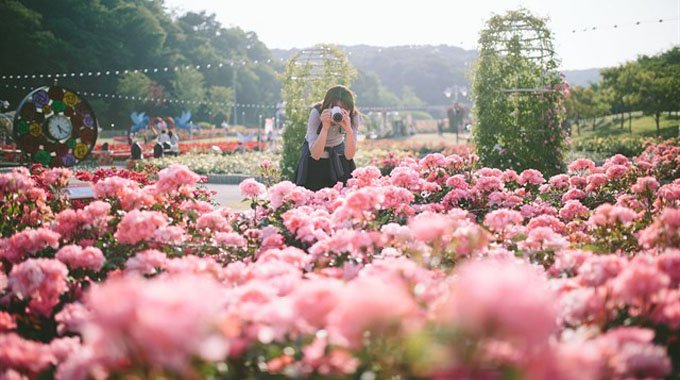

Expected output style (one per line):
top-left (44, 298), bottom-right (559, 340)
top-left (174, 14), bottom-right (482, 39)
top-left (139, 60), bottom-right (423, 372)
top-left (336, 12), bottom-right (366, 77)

top-left (321, 85), bottom-right (355, 113)
top-left (314, 85), bottom-right (360, 128)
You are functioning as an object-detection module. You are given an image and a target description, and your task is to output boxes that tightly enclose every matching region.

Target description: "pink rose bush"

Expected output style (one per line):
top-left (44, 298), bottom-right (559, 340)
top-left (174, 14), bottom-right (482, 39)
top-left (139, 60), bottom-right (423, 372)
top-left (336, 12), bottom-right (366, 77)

top-left (239, 177), bottom-right (266, 199)
top-left (0, 143), bottom-right (679, 378)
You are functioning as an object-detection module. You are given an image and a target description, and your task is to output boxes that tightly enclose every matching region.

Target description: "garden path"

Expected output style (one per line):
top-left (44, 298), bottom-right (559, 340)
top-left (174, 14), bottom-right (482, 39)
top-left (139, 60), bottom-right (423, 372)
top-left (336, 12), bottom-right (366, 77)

top-left (203, 183), bottom-right (249, 210)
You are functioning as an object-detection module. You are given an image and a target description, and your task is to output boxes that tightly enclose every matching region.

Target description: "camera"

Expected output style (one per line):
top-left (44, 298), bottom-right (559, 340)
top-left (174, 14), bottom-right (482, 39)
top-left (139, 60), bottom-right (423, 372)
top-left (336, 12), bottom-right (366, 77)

top-left (330, 106), bottom-right (343, 123)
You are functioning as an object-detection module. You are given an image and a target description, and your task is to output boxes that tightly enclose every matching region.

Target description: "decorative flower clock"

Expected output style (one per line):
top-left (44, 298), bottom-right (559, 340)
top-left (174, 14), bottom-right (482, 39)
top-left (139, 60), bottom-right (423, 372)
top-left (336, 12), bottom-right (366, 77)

top-left (13, 86), bottom-right (98, 167)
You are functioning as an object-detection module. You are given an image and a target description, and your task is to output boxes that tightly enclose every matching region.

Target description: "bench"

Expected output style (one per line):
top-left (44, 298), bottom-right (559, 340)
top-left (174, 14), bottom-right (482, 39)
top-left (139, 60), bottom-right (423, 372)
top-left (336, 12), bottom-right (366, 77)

top-left (1, 148), bottom-right (21, 161)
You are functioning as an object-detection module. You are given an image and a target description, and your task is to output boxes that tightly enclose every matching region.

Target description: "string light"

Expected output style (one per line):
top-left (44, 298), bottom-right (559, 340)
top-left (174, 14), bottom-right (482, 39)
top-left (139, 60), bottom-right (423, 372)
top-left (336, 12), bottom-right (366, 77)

top-left (0, 57), bottom-right (283, 82)
top-left (565, 17), bottom-right (676, 34)
top-left (0, 17), bottom-right (674, 82)
top-left (1, 83), bottom-right (457, 112)
top-left (0, 83), bottom-right (276, 109)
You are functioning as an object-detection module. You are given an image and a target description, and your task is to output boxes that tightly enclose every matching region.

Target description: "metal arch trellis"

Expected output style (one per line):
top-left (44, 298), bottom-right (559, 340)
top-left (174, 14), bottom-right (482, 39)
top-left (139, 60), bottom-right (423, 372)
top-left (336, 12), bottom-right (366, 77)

top-left (480, 10), bottom-right (555, 132)
top-left (480, 10), bottom-right (555, 93)
top-left (292, 46), bottom-right (348, 77)
top-left (283, 43), bottom-right (355, 106)
top-left (472, 8), bottom-right (568, 175)
top-left (480, 10), bottom-right (560, 93)
top-left (288, 46), bottom-right (348, 100)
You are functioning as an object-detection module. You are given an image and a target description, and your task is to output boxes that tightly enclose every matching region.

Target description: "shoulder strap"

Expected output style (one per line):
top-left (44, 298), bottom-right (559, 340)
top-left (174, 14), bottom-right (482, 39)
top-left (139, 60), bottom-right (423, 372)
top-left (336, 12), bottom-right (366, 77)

top-left (313, 104), bottom-right (323, 135)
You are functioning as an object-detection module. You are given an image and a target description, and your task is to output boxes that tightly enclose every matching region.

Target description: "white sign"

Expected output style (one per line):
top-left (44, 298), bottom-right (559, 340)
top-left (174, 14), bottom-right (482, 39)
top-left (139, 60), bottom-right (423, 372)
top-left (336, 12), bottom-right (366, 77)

top-left (65, 184), bottom-right (95, 199)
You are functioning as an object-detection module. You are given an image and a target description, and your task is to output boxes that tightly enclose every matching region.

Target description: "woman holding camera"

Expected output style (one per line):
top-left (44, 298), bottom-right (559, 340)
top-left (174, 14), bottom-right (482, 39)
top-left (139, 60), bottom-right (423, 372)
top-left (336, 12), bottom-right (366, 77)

top-left (295, 85), bottom-right (360, 191)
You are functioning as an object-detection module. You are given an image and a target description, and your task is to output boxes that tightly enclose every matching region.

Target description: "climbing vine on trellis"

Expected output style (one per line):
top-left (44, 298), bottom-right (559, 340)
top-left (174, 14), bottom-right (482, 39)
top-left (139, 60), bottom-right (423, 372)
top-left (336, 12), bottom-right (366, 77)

top-left (471, 9), bottom-right (569, 176)
top-left (280, 45), bottom-right (356, 179)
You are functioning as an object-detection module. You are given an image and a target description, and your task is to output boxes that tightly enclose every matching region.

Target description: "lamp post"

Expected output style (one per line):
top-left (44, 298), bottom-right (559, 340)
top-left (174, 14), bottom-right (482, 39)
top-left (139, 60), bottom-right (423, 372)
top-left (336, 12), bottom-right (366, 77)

top-left (444, 86), bottom-right (468, 145)
top-left (258, 114), bottom-right (263, 151)
top-left (444, 88), bottom-right (456, 143)
top-left (232, 66), bottom-right (238, 126)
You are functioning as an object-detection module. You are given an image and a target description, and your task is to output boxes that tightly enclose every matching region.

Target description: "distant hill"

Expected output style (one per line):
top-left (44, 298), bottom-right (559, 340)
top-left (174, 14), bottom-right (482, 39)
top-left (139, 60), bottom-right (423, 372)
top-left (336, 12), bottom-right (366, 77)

top-left (272, 45), bottom-right (478, 107)
top-left (272, 45), bottom-right (602, 107)
top-left (562, 68), bottom-right (602, 87)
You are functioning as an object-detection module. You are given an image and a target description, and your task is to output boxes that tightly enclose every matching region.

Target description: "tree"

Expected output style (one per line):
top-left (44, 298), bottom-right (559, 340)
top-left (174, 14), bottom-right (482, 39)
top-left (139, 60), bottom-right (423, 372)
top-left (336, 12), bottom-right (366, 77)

top-left (600, 66), bottom-right (624, 129)
top-left (205, 86), bottom-right (234, 123)
top-left (114, 4), bottom-right (167, 61)
top-left (400, 86), bottom-right (425, 108)
top-left (565, 85), bottom-right (608, 134)
top-left (601, 62), bottom-right (640, 132)
top-left (618, 63), bottom-right (643, 133)
top-left (117, 72), bottom-right (153, 99)
top-left (0, 1), bottom-right (281, 131)
top-left (171, 68), bottom-right (205, 114)
top-left (566, 47), bottom-right (679, 138)
top-left (116, 71), bottom-right (158, 119)
top-left (637, 66), bottom-right (675, 136)
top-left (351, 70), bottom-right (400, 108)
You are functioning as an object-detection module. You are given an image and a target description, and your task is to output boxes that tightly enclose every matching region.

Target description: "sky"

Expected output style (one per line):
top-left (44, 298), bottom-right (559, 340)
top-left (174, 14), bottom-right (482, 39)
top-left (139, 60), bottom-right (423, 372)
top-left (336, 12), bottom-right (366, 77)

top-left (164, 0), bottom-right (680, 70)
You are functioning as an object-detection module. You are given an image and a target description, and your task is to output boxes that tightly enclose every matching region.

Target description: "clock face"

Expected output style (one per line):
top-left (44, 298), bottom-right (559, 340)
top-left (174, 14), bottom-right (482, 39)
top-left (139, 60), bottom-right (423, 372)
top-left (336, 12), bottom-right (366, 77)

top-left (46, 115), bottom-right (73, 141)
top-left (14, 85), bottom-right (98, 167)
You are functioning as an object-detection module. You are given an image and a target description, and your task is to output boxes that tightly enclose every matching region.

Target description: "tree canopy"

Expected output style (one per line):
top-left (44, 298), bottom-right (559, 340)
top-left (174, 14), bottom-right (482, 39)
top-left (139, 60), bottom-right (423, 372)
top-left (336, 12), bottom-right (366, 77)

top-left (0, 0), bottom-right (282, 128)
top-left (567, 47), bottom-right (680, 136)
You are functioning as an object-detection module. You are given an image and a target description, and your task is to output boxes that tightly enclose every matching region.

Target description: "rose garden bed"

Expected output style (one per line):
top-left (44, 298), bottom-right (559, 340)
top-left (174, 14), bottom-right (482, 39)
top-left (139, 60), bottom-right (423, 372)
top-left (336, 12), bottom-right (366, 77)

top-left (0, 141), bottom-right (679, 379)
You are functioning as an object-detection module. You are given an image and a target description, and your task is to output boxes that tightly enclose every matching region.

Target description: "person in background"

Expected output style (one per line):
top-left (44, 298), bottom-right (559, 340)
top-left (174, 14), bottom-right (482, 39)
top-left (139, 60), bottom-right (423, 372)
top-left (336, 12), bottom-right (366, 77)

top-left (158, 129), bottom-right (170, 148)
top-left (168, 130), bottom-right (180, 156)
top-left (154, 130), bottom-right (169, 158)
top-left (437, 119), bottom-right (444, 135)
top-left (98, 142), bottom-right (112, 165)
top-left (295, 85), bottom-right (360, 191)
top-left (236, 140), bottom-right (245, 153)
top-left (131, 139), bottom-right (143, 160)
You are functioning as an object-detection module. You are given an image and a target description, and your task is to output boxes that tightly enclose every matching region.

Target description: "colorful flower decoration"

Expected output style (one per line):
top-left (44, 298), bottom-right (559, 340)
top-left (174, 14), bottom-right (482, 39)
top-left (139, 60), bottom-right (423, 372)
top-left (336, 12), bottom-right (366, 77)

top-left (13, 86), bottom-right (98, 167)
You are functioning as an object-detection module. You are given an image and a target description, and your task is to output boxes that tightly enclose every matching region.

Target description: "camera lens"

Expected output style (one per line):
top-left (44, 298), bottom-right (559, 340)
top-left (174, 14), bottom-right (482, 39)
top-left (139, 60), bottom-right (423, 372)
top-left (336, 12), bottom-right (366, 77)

top-left (332, 113), bottom-right (343, 122)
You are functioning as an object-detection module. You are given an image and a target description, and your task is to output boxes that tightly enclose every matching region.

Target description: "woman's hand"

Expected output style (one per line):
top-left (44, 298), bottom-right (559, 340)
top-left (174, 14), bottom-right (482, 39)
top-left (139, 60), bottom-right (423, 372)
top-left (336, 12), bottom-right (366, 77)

top-left (320, 109), bottom-right (333, 129)
top-left (339, 109), bottom-right (352, 133)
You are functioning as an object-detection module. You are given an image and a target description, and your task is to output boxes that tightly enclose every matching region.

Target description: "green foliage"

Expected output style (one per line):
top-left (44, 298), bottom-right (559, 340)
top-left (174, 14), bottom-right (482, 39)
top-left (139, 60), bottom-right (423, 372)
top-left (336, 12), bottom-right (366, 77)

top-left (144, 151), bottom-right (279, 175)
top-left (279, 45), bottom-right (357, 180)
top-left (600, 62), bottom-right (640, 129)
top-left (569, 113), bottom-right (679, 160)
top-left (205, 86), bottom-right (235, 122)
top-left (171, 68), bottom-right (205, 113)
top-left (117, 72), bottom-right (154, 99)
top-left (0, 1), bottom-right (282, 129)
top-left (569, 47), bottom-right (680, 137)
top-left (636, 64), bottom-right (680, 135)
top-left (572, 135), bottom-right (652, 157)
top-left (112, 3), bottom-right (167, 61)
top-left (472, 9), bottom-right (568, 176)
top-left (351, 70), bottom-right (400, 108)
top-left (565, 85), bottom-right (610, 128)
top-left (399, 86), bottom-right (425, 108)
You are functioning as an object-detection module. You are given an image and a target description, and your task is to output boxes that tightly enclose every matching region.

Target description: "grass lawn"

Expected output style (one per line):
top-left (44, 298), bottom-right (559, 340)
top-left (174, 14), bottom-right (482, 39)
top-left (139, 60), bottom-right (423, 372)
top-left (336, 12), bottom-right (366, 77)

top-left (570, 113), bottom-right (679, 143)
